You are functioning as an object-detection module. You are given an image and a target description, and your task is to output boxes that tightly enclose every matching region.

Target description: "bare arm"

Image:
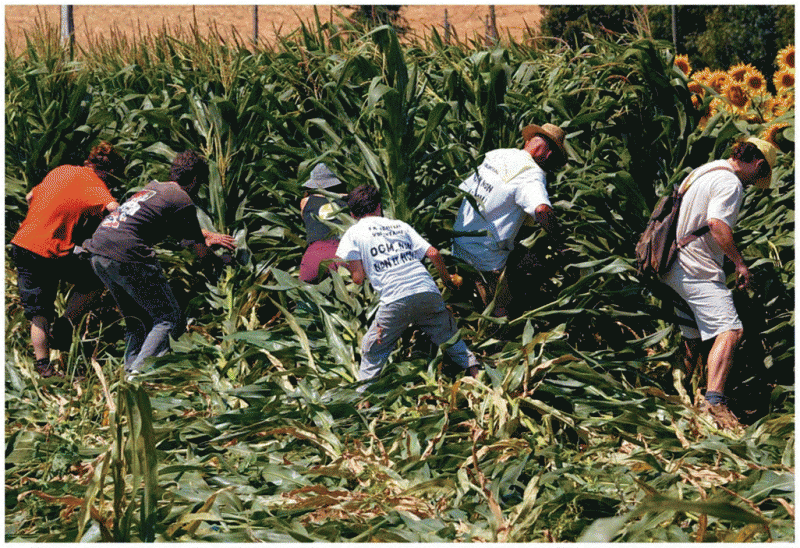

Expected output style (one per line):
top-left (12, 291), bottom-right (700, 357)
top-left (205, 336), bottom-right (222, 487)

top-left (105, 201), bottom-right (119, 213)
top-left (347, 259), bottom-right (366, 285)
top-left (425, 246), bottom-right (460, 290)
top-left (708, 218), bottom-right (750, 289)
top-left (26, 191), bottom-right (33, 205)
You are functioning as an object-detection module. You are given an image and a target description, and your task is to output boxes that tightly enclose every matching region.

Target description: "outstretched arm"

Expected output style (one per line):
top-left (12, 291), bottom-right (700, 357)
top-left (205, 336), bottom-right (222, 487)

top-left (202, 229), bottom-right (236, 250)
top-left (425, 246), bottom-right (461, 290)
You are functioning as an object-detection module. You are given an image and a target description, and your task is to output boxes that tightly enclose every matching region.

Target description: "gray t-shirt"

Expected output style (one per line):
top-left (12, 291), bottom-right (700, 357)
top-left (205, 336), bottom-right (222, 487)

top-left (84, 181), bottom-right (204, 264)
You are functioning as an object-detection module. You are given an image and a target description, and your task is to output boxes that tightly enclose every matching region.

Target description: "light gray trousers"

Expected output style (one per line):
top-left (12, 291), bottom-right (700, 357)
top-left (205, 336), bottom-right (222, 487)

top-left (358, 291), bottom-right (478, 391)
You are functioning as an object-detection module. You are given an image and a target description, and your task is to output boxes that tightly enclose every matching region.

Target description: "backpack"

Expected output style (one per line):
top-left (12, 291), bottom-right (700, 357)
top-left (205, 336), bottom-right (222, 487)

top-left (634, 166), bottom-right (729, 280)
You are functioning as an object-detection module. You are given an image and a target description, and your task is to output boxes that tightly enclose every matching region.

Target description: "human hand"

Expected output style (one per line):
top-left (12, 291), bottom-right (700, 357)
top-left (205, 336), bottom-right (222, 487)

top-left (205, 232), bottom-right (237, 250)
top-left (735, 263), bottom-right (751, 290)
top-left (445, 273), bottom-right (463, 291)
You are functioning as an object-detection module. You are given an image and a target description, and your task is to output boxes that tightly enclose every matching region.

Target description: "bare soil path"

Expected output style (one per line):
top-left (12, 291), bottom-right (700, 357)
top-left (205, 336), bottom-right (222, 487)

top-left (5, 5), bottom-right (542, 53)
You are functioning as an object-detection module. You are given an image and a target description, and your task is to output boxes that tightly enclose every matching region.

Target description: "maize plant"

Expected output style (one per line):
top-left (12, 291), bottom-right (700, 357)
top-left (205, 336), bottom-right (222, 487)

top-left (5, 10), bottom-right (794, 543)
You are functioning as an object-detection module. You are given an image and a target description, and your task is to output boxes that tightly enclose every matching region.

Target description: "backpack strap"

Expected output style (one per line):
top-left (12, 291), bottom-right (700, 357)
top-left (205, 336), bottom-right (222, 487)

top-left (675, 164), bottom-right (736, 250)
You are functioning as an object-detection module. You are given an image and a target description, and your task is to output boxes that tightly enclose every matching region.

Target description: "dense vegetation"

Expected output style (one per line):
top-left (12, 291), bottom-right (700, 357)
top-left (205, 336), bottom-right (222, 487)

top-left (5, 10), bottom-right (794, 542)
top-left (541, 5), bottom-right (794, 87)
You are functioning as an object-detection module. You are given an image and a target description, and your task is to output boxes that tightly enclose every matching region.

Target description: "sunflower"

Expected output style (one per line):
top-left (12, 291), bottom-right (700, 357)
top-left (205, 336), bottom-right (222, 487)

top-left (674, 54), bottom-right (691, 76)
top-left (707, 71), bottom-right (730, 94)
top-left (722, 81), bottom-right (751, 115)
top-left (743, 69), bottom-right (767, 95)
top-left (728, 62), bottom-right (757, 82)
top-left (763, 95), bottom-right (790, 120)
top-left (776, 45), bottom-right (795, 70)
top-left (692, 67), bottom-right (713, 85)
top-left (762, 122), bottom-right (790, 148)
top-left (688, 80), bottom-right (705, 97)
top-left (773, 68), bottom-right (795, 93)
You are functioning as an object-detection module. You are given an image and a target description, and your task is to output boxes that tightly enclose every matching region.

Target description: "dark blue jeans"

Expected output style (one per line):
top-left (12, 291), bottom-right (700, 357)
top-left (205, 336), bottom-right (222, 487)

top-left (90, 255), bottom-right (184, 372)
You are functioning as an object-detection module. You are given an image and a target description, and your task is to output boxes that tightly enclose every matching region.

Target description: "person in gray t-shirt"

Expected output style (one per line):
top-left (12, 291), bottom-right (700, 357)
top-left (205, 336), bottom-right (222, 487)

top-left (84, 151), bottom-right (236, 376)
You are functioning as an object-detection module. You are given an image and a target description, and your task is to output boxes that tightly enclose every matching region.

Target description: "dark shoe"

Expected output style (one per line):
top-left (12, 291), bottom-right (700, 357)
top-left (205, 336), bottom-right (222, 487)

top-left (50, 316), bottom-right (74, 350)
top-left (35, 358), bottom-right (62, 378)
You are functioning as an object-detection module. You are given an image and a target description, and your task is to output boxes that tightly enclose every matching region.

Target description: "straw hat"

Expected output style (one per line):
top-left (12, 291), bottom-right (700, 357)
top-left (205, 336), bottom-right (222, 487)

top-left (521, 123), bottom-right (567, 168)
top-left (745, 137), bottom-right (777, 189)
top-left (302, 163), bottom-right (343, 190)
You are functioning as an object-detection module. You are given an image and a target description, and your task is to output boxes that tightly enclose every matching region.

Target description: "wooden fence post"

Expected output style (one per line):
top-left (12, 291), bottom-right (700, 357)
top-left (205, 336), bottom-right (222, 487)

top-left (61, 4), bottom-right (74, 58)
top-left (253, 5), bottom-right (259, 45)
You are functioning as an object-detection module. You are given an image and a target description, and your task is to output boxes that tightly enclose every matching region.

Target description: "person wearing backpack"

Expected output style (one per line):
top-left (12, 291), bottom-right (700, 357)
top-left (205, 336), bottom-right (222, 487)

top-left (659, 137), bottom-right (777, 430)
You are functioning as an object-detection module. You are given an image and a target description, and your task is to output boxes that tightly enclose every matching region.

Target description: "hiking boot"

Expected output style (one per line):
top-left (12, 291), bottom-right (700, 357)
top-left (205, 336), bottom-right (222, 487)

top-left (50, 316), bottom-right (74, 350)
top-left (699, 400), bottom-right (742, 431)
top-left (34, 358), bottom-right (62, 378)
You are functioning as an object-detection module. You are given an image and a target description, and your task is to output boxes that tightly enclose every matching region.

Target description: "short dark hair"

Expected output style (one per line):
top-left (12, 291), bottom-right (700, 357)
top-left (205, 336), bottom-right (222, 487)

top-left (169, 151), bottom-right (209, 189)
top-left (347, 184), bottom-right (382, 219)
top-left (730, 140), bottom-right (766, 164)
top-left (85, 141), bottom-right (126, 185)
top-left (730, 140), bottom-right (771, 179)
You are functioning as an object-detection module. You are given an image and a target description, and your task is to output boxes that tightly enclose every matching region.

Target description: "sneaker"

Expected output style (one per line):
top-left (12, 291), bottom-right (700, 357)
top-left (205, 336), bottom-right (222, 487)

top-left (699, 400), bottom-right (742, 431)
top-left (50, 316), bottom-right (74, 350)
top-left (35, 358), bottom-right (62, 378)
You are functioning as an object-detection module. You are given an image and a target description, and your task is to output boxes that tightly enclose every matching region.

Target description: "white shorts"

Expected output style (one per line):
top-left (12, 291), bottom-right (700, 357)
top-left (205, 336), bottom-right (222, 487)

top-left (663, 265), bottom-right (742, 341)
top-left (452, 236), bottom-right (511, 272)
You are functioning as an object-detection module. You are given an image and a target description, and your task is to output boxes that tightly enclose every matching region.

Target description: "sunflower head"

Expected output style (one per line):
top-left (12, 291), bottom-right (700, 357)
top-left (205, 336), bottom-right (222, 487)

top-left (728, 63), bottom-right (757, 82)
top-left (674, 54), bottom-right (692, 76)
top-left (688, 80), bottom-right (705, 97)
top-left (773, 68), bottom-right (795, 93)
top-left (723, 81), bottom-right (751, 114)
top-left (744, 70), bottom-right (767, 95)
top-left (776, 45), bottom-right (795, 70)
top-left (708, 71), bottom-right (731, 94)
top-left (762, 122), bottom-right (790, 149)
top-left (692, 67), bottom-right (713, 85)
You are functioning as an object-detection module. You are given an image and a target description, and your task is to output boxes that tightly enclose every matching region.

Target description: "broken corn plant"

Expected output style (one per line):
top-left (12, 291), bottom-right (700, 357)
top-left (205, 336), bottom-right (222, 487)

top-left (5, 9), bottom-right (794, 542)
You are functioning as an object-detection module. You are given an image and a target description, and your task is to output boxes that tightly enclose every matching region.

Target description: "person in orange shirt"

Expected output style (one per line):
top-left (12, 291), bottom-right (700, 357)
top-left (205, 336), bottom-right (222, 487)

top-left (10, 142), bottom-right (126, 378)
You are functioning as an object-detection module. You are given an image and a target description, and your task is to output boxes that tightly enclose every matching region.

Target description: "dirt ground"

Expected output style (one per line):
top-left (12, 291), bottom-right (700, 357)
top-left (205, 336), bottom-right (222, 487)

top-left (5, 5), bottom-right (543, 53)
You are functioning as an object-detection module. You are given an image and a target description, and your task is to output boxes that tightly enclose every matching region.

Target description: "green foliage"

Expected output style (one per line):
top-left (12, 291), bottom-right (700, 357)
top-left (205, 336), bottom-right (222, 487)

top-left (5, 11), bottom-right (794, 543)
top-left (541, 5), bottom-right (795, 88)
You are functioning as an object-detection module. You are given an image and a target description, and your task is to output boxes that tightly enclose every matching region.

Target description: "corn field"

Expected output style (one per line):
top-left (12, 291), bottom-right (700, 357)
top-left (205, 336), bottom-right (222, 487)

top-left (4, 12), bottom-right (795, 543)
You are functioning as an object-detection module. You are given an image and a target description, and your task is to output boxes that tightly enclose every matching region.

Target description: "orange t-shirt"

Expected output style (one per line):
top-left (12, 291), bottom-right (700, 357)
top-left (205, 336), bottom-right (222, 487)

top-left (11, 165), bottom-right (116, 258)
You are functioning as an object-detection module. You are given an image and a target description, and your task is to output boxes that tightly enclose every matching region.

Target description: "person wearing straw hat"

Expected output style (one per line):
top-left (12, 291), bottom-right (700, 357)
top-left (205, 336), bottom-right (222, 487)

top-left (299, 163), bottom-right (350, 283)
top-left (661, 136), bottom-right (778, 430)
top-left (451, 122), bottom-right (568, 318)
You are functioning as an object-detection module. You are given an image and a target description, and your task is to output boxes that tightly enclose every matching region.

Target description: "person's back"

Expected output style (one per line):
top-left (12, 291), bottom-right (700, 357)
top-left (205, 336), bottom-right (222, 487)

top-left (84, 181), bottom-right (202, 264)
top-left (302, 194), bottom-right (347, 244)
top-left (12, 164), bottom-right (115, 258)
top-left (339, 215), bottom-right (439, 304)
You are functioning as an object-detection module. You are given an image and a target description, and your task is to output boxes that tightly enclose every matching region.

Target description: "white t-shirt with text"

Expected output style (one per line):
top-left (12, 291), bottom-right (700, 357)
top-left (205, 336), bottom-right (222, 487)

top-left (337, 216), bottom-right (439, 304)
top-left (452, 148), bottom-right (551, 271)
